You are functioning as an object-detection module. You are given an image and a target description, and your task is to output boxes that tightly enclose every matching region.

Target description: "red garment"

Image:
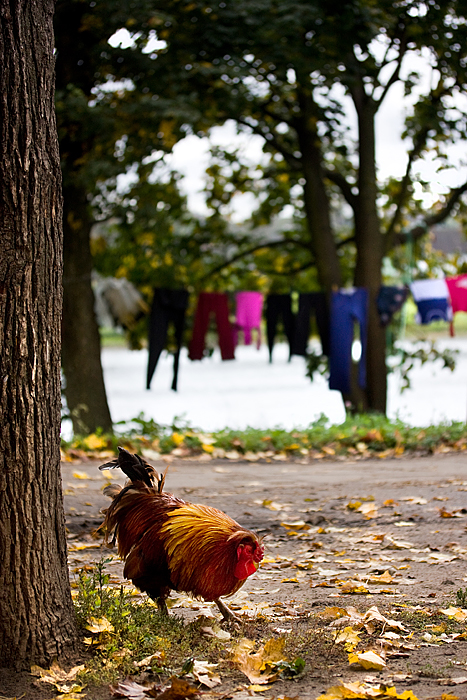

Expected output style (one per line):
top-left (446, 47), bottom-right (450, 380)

top-left (446, 275), bottom-right (467, 314)
top-left (188, 292), bottom-right (235, 361)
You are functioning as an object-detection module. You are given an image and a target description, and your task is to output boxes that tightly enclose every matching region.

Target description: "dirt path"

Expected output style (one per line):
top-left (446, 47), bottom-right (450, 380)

top-left (58, 452), bottom-right (467, 699)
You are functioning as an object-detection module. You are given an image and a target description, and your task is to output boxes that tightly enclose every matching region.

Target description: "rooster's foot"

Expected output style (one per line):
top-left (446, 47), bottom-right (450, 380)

top-left (214, 598), bottom-right (242, 626)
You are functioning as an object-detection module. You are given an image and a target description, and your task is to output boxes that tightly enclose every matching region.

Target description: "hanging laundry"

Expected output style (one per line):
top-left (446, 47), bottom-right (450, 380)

top-left (329, 288), bottom-right (368, 394)
top-left (265, 293), bottom-right (295, 363)
top-left (234, 291), bottom-right (263, 348)
top-left (446, 274), bottom-right (467, 314)
top-left (410, 279), bottom-right (452, 324)
top-left (147, 288), bottom-right (189, 392)
top-left (188, 292), bottom-right (235, 361)
top-left (292, 292), bottom-right (330, 357)
top-left (377, 286), bottom-right (408, 326)
top-left (95, 276), bottom-right (149, 329)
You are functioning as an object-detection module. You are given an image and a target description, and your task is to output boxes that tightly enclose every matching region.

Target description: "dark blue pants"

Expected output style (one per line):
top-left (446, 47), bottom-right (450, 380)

top-left (292, 292), bottom-right (330, 357)
top-left (265, 294), bottom-right (295, 362)
top-left (329, 289), bottom-right (368, 394)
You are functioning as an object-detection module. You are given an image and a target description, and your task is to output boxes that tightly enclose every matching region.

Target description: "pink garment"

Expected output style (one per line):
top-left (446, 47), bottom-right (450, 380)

top-left (234, 291), bottom-right (263, 348)
top-left (446, 274), bottom-right (467, 314)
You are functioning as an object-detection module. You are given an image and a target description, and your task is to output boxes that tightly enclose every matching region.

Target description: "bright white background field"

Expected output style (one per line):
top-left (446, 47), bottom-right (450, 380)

top-left (63, 338), bottom-right (467, 437)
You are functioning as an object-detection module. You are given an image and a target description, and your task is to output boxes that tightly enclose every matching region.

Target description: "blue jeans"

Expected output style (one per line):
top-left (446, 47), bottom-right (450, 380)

top-left (329, 288), bottom-right (368, 394)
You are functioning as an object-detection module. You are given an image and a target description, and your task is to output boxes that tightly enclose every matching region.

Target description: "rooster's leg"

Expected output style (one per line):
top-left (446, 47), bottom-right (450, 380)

top-left (157, 598), bottom-right (169, 615)
top-left (214, 598), bottom-right (241, 623)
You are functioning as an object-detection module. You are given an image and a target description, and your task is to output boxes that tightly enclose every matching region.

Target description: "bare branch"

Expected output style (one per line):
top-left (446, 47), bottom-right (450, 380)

top-left (374, 33), bottom-right (408, 108)
top-left (237, 116), bottom-right (301, 171)
top-left (385, 126), bottom-right (430, 251)
top-left (323, 168), bottom-right (358, 211)
top-left (201, 237), bottom-right (310, 280)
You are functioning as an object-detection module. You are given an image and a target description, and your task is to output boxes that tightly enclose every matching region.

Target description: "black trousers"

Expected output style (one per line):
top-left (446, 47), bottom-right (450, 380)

top-left (147, 288), bottom-right (189, 391)
top-left (265, 294), bottom-right (295, 362)
top-left (292, 292), bottom-right (330, 357)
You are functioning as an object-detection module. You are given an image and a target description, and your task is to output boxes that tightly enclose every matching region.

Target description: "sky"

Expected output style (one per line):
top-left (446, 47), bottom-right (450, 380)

top-left (109, 27), bottom-right (467, 222)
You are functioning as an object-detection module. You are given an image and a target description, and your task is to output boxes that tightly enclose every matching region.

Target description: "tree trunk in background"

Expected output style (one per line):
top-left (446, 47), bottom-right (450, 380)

top-left (353, 95), bottom-right (387, 414)
top-left (0, 0), bottom-right (77, 667)
top-left (61, 184), bottom-right (113, 435)
top-left (297, 87), bottom-right (343, 292)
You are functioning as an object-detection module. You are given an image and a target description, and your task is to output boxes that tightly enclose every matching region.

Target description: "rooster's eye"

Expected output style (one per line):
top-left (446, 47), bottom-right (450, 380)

top-left (237, 544), bottom-right (253, 559)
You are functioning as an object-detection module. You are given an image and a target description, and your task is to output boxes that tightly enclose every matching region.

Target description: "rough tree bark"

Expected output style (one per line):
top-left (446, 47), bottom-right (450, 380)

top-left (0, 0), bottom-right (77, 668)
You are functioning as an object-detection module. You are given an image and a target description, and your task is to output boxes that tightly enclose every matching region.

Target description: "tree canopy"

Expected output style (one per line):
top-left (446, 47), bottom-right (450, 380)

top-left (56, 0), bottom-right (467, 427)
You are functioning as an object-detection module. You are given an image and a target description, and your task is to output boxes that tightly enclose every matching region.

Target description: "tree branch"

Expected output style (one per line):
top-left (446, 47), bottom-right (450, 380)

top-left (323, 168), bottom-right (358, 211)
top-left (201, 237), bottom-right (310, 281)
top-left (392, 180), bottom-right (467, 247)
top-left (236, 117), bottom-right (302, 171)
top-left (374, 33), bottom-right (407, 108)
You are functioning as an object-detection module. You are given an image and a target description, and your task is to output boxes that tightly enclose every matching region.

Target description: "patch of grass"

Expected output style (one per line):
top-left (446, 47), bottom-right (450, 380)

top-left (73, 559), bottom-right (232, 686)
top-left (456, 587), bottom-right (467, 607)
top-left (72, 561), bottom-right (346, 690)
top-left (61, 411), bottom-right (467, 462)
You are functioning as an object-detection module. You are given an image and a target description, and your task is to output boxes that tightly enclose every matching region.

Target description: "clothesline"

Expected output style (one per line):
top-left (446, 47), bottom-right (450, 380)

top-left (144, 277), bottom-right (467, 395)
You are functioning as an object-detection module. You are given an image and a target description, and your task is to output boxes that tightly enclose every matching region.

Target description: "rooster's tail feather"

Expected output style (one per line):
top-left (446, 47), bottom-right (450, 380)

top-left (99, 446), bottom-right (166, 493)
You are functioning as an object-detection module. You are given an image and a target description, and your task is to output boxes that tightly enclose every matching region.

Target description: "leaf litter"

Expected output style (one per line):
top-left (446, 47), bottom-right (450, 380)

top-left (55, 456), bottom-right (467, 700)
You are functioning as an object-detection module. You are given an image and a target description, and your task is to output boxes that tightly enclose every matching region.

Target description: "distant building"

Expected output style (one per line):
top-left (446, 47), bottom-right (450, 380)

top-left (431, 222), bottom-right (467, 255)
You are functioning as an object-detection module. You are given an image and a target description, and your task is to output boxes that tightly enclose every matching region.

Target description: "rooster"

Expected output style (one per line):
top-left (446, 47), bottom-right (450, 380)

top-left (99, 447), bottom-right (264, 621)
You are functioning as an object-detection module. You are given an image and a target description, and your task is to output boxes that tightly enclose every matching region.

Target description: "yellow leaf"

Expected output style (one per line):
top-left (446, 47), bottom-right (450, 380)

top-left (202, 443), bottom-right (214, 453)
top-left (82, 434), bottom-right (108, 451)
top-left (191, 660), bottom-right (221, 688)
top-left (368, 571), bottom-right (394, 584)
top-left (333, 626), bottom-right (361, 651)
top-left (72, 470), bottom-right (89, 480)
top-left (439, 606), bottom-right (467, 622)
top-left (232, 637), bottom-right (285, 684)
top-left (338, 580), bottom-right (369, 594)
top-left (348, 650), bottom-right (386, 670)
top-left (318, 606), bottom-right (349, 621)
top-left (281, 520), bottom-right (310, 530)
top-left (171, 432), bottom-right (184, 446)
top-left (347, 501), bottom-right (362, 511)
top-left (358, 502), bottom-right (379, 519)
top-left (85, 616), bottom-right (114, 634)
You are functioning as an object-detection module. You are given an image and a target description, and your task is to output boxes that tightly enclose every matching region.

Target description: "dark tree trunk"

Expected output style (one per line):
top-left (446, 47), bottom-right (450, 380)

top-left (61, 184), bottom-right (113, 434)
top-left (54, 1), bottom-right (113, 436)
top-left (353, 94), bottom-right (387, 414)
top-left (0, 0), bottom-right (77, 668)
top-left (297, 87), bottom-right (343, 291)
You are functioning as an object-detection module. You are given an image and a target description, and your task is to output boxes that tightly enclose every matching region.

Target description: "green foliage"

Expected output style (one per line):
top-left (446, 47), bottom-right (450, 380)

top-left (390, 341), bottom-right (458, 392)
top-left (73, 559), bottom-right (229, 684)
top-left (62, 412), bottom-right (467, 460)
top-left (456, 587), bottom-right (467, 608)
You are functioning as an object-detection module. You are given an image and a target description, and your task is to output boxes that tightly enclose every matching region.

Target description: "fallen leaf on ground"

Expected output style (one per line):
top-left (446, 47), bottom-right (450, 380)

top-left (232, 637), bottom-right (286, 684)
top-left (316, 680), bottom-right (420, 699)
top-left (348, 650), bottom-right (386, 670)
top-left (190, 660), bottom-right (221, 688)
top-left (438, 677), bottom-right (467, 685)
top-left (439, 606), bottom-right (467, 622)
top-left (30, 660), bottom-right (85, 693)
top-left (85, 616), bottom-right (114, 634)
top-left (110, 677), bottom-right (198, 700)
top-left (333, 626), bottom-right (362, 650)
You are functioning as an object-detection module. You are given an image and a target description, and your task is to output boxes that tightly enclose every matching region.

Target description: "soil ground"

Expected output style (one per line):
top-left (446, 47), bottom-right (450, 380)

top-left (3, 452), bottom-right (467, 700)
